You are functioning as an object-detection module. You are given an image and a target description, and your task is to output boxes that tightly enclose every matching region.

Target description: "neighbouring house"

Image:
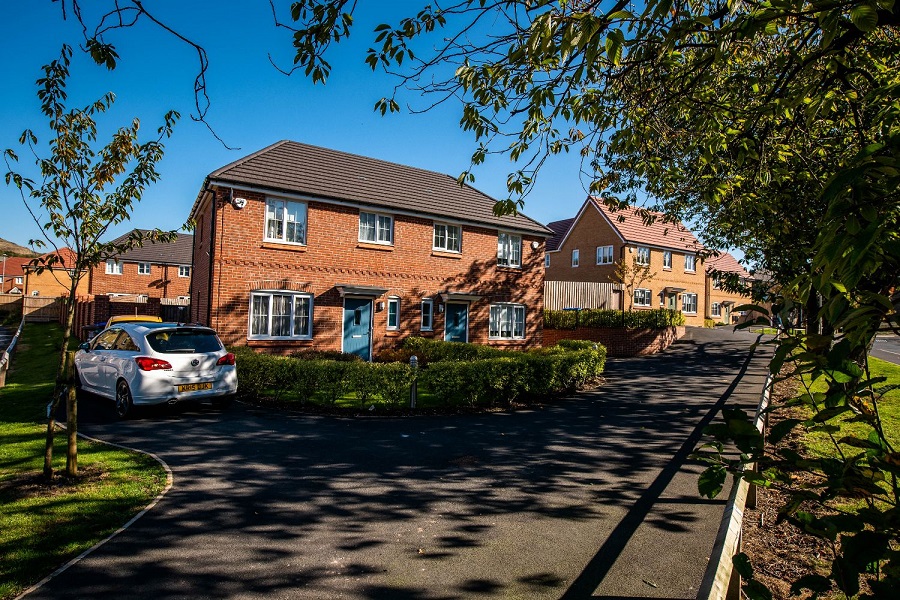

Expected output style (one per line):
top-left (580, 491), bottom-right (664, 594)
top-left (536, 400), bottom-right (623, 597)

top-left (1, 257), bottom-right (31, 294)
top-left (188, 140), bottom-right (551, 358)
top-left (23, 248), bottom-right (89, 297)
top-left (545, 198), bottom-right (708, 326)
top-left (705, 252), bottom-right (754, 324)
top-left (89, 229), bottom-right (193, 299)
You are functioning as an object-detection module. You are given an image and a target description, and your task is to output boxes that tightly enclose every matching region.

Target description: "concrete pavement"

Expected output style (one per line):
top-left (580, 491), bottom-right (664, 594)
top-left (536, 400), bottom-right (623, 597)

top-left (25, 327), bottom-right (769, 599)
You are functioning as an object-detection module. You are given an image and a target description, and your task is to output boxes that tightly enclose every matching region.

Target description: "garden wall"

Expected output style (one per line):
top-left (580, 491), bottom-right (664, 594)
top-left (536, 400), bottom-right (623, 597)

top-left (543, 326), bottom-right (684, 357)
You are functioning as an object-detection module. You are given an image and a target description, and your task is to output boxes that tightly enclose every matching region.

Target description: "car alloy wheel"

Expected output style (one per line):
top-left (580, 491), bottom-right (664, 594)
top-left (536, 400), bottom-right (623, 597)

top-left (115, 380), bottom-right (134, 419)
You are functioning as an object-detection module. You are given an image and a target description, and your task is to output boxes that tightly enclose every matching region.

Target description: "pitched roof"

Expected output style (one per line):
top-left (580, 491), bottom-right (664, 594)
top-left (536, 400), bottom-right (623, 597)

top-left (28, 248), bottom-right (79, 270)
top-left (546, 218), bottom-right (575, 251)
top-left (107, 230), bottom-right (193, 265)
top-left (197, 140), bottom-right (551, 236)
top-left (590, 199), bottom-right (703, 253)
top-left (705, 252), bottom-right (750, 277)
top-left (1, 256), bottom-right (32, 277)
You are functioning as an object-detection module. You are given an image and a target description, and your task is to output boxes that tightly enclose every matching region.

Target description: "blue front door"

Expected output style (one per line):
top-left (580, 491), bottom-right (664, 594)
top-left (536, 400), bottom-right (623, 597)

top-left (343, 298), bottom-right (372, 360)
top-left (444, 303), bottom-right (468, 342)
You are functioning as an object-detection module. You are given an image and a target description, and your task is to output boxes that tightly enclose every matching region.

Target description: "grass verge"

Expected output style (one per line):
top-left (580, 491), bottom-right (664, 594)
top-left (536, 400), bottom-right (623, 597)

top-left (0, 323), bottom-right (167, 600)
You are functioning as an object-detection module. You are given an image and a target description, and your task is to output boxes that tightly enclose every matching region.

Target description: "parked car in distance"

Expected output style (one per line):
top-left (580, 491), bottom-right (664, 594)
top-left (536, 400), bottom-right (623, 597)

top-left (75, 322), bottom-right (237, 418)
top-left (105, 315), bottom-right (163, 328)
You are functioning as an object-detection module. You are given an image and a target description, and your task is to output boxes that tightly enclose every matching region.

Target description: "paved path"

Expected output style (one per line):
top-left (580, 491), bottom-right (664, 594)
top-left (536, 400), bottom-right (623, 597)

top-left (872, 332), bottom-right (900, 365)
top-left (28, 327), bottom-right (769, 599)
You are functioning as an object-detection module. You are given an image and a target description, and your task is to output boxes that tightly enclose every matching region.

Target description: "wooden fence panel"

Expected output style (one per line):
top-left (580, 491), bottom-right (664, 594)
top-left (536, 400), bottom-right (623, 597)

top-left (23, 296), bottom-right (62, 322)
top-left (544, 281), bottom-right (621, 311)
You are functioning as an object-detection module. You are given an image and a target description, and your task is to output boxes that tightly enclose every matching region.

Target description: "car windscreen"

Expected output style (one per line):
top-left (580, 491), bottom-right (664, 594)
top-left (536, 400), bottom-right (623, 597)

top-left (144, 329), bottom-right (223, 354)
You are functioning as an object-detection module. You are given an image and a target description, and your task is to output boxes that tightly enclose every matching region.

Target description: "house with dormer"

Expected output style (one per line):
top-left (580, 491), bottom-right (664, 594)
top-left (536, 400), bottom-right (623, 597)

top-left (188, 141), bottom-right (551, 358)
top-left (545, 198), bottom-right (708, 325)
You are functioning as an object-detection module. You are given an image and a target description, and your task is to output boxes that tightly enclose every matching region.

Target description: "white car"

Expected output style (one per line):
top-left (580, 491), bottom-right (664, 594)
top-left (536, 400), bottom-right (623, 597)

top-left (75, 322), bottom-right (238, 418)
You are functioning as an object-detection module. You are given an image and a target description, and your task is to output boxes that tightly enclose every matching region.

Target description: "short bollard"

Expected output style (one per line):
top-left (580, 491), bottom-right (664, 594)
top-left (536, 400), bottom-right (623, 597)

top-left (409, 354), bottom-right (418, 408)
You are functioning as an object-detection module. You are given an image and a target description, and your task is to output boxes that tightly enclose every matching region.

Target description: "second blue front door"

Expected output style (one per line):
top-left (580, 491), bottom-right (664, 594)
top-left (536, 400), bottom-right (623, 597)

top-left (444, 303), bottom-right (468, 342)
top-left (343, 298), bottom-right (372, 360)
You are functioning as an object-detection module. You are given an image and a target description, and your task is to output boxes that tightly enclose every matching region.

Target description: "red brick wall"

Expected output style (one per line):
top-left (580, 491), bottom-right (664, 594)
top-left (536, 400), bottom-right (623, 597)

top-left (70, 295), bottom-right (163, 341)
top-left (190, 194), bottom-right (214, 325)
top-left (546, 203), bottom-right (707, 326)
top-left (195, 189), bottom-right (545, 353)
top-left (543, 326), bottom-right (685, 357)
top-left (90, 261), bottom-right (191, 299)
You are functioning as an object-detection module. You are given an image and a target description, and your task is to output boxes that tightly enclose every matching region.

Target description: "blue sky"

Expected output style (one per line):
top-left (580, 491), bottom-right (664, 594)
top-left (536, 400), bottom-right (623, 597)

top-left (0, 1), bottom-right (600, 253)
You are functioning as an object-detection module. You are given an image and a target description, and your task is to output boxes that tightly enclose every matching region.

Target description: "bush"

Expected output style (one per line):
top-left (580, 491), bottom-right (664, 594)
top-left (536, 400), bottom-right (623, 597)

top-left (403, 336), bottom-right (504, 362)
top-left (544, 308), bottom-right (685, 329)
top-left (370, 362), bottom-right (415, 407)
top-left (317, 361), bottom-right (354, 405)
top-left (704, 318), bottom-right (716, 328)
top-left (289, 349), bottom-right (362, 362)
top-left (373, 347), bottom-right (426, 366)
top-left (233, 349), bottom-right (276, 399)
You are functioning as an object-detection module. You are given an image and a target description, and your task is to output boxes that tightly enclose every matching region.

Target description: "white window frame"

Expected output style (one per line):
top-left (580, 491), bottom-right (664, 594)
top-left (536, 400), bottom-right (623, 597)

top-left (387, 296), bottom-right (400, 331)
top-left (178, 265), bottom-right (191, 278)
top-left (497, 232), bottom-right (522, 268)
top-left (572, 249), bottom-right (580, 267)
top-left (137, 262), bottom-right (151, 275)
top-left (264, 198), bottom-right (308, 245)
top-left (489, 303), bottom-right (526, 340)
top-left (636, 246), bottom-right (651, 266)
top-left (421, 299), bottom-right (434, 331)
top-left (684, 254), bottom-right (696, 272)
top-left (359, 211), bottom-right (394, 245)
top-left (711, 302), bottom-right (721, 317)
top-left (663, 251), bottom-right (672, 270)
top-left (596, 245), bottom-right (614, 265)
top-left (105, 259), bottom-right (122, 275)
top-left (14, 276), bottom-right (23, 285)
top-left (683, 293), bottom-right (698, 314)
top-left (634, 288), bottom-right (652, 307)
top-left (248, 291), bottom-right (314, 340)
top-left (433, 222), bottom-right (462, 253)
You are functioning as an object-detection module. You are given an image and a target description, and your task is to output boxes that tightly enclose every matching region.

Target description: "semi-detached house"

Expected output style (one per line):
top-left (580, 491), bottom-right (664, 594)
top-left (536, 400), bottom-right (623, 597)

top-left (545, 198), bottom-right (708, 326)
top-left (188, 141), bottom-right (551, 358)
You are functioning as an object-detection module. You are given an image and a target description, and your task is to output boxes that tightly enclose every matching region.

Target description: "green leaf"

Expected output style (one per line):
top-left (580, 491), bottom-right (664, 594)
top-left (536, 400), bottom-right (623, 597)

top-left (850, 5), bottom-right (879, 32)
top-left (768, 418), bottom-right (802, 444)
top-left (732, 552), bottom-right (754, 579)
top-left (698, 465), bottom-right (726, 498)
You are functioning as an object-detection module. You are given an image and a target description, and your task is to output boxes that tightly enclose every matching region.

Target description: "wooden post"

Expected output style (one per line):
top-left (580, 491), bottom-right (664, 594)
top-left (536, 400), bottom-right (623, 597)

top-left (65, 350), bottom-right (78, 477)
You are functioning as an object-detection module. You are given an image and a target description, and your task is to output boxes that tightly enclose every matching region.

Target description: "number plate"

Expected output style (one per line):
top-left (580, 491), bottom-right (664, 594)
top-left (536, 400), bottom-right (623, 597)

top-left (178, 382), bottom-right (213, 393)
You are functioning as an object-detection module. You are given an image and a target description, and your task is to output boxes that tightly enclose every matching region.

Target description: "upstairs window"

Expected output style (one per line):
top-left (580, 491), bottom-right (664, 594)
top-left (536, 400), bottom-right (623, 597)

top-left (544, 254), bottom-right (550, 268)
top-left (684, 254), bottom-right (696, 272)
top-left (571, 249), bottom-right (580, 267)
top-left (359, 211), bottom-right (393, 244)
top-left (105, 260), bottom-right (122, 275)
top-left (596, 245), bottom-right (614, 265)
top-left (497, 232), bottom-right (522, 267)
top-left (265, 198), bottom-right (307, 244)
top-left (138, 262), bottom-right (151, 275)
top-left (433, 223), bottom-right (461, 253)
top-left (636, 246), bottom-right (651, 266)
top-left (663, 251), bottom-right (672, 269)
top-left (178, 266), bottom-right (191, 278)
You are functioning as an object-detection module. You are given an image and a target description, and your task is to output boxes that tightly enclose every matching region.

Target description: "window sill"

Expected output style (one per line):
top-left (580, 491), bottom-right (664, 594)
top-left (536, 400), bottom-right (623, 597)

top-left (488, 337), bottom-right (526, 342)
top-left (496, 265), bottom-right (522, 272)
top-left (385, 330), bottom-right (401, 337)
top-left (261, 241), bottom-right (307, 252)
top-left (431, 250), bottom-right (462, 259)
top-left (357, 242), bottom-right (394, 251)
top-left (247, 336), bottom-right (313, 342)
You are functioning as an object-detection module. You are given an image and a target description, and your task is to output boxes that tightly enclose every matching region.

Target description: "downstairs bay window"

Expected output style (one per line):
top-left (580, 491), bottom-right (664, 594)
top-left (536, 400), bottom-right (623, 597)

top-left (249, 291), bottom-right (313, 339)
top-left (489, 303), bottom-right (525, 340)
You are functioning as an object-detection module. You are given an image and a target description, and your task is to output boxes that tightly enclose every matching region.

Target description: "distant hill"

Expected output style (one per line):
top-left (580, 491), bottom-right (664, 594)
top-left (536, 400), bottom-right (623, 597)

top-left (0, 238), bottom-right (38, 258)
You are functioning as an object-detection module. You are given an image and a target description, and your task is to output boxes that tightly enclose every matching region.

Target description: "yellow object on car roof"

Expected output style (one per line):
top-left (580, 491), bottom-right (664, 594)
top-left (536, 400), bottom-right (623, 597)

top-left (106, 315), bottom-right (164, 328)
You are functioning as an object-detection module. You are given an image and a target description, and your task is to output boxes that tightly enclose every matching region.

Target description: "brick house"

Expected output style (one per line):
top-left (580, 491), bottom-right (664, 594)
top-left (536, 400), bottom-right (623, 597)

top-left (89, 229), bottom-right (193, 299)
top-left (705, 252), bottom-right (754, 324)
top-left (23, 248), bottom-right (89, 297)
top-left (1, 257), bottom-right (31, 294)
top-left (188, 141), bottom-right (551, 358)
top-left (545, 198), bottom-right (708, 326)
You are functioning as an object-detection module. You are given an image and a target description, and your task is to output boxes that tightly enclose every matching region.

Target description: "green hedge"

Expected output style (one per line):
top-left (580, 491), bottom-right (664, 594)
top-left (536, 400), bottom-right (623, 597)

top-left (544, 308), bottom-right (685, 329)
top-left (233, 339), bottom-right (607, 409)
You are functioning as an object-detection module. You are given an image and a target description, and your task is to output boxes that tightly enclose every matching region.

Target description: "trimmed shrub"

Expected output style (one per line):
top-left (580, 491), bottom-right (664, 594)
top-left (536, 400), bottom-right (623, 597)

top-left (289, 349), bottom-right (362, 362)
top-left (370, 362), bottom-right (415, 407)
top-left (233, 349), bottom-right (276, 399)
top-left (419, 361), bottom-right (468, 406)
top-left (402, 336), bottom-right (507, 362)
top-left (544, 308), bottom-right (685, 329)
top-left (317, 361), bottom-right (354, 405)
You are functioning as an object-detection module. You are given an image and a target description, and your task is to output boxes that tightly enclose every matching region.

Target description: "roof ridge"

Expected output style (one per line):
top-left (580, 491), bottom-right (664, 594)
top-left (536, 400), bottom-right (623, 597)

top-left (208, 140), bottom-right (291, 179)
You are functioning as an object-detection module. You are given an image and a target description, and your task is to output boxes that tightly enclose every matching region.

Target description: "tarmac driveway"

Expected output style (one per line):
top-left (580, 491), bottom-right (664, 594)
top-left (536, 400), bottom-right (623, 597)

top-left (28, 327), bottom-right (769, 600)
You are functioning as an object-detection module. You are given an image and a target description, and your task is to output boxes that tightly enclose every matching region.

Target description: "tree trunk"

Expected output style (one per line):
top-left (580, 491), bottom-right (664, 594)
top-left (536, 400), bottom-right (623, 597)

top-left (65, 350), bottom-right (77, 477)
top-left (43, 285), bottom-right (79, 480)
top-left (805, 293), bottom-right (820, 336)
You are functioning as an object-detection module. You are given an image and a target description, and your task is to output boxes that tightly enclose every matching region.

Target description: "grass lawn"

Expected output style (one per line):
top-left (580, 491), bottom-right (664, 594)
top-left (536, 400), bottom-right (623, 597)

top-left (0, 323), bottom-right (167, 600)
top-left (803, 356), bottom-right (900, 457)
